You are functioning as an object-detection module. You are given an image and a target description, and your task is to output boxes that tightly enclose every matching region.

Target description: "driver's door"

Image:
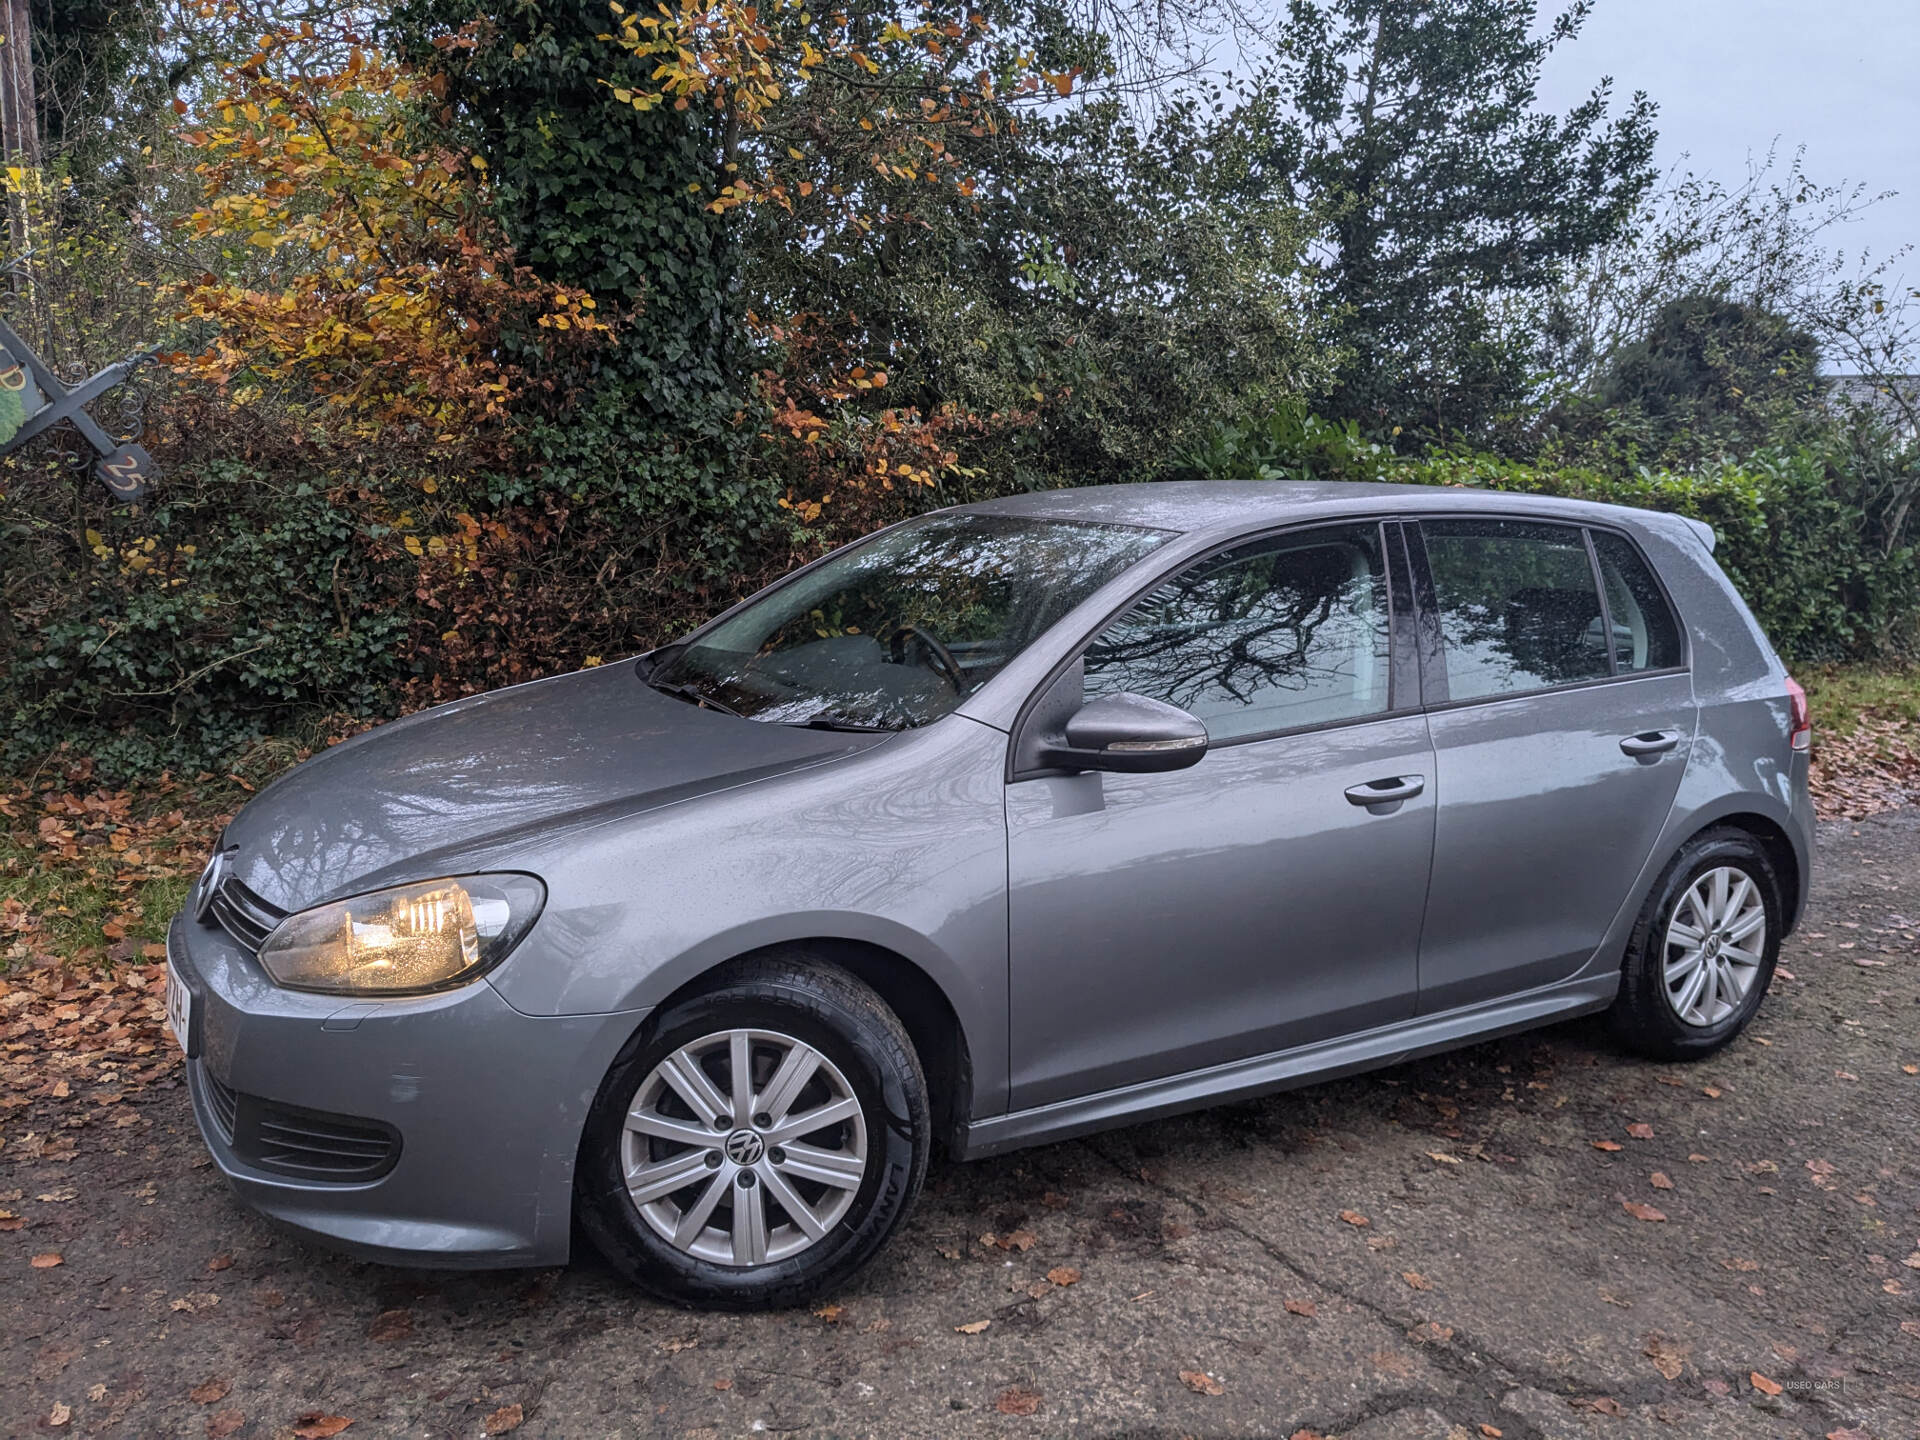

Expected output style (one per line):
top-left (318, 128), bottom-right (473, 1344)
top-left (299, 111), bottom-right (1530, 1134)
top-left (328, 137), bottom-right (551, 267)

top-left (1005, 522), bottom-right (1435, 1110)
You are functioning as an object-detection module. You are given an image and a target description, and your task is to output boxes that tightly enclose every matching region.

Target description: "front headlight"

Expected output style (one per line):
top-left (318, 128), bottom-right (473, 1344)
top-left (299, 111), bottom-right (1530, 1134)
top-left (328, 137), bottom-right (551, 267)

top-left (257, 874), bottom-right (546, 995)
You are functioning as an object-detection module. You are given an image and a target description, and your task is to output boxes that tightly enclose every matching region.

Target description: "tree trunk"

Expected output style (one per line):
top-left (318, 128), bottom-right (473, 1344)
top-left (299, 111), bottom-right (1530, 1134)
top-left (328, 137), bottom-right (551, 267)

top-left (0, 0), bottom-right (35, 164)
top-left (0, 0), bottom-right (35, 275)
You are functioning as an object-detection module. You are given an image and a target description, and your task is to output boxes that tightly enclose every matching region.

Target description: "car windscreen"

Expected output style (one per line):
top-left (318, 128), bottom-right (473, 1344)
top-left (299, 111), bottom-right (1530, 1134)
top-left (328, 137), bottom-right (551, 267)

top-left (648, 512), bottom-right (1172, 730)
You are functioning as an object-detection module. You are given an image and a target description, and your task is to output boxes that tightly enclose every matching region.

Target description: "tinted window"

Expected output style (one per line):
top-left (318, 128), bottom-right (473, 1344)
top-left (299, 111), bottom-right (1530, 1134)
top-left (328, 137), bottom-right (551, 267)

top-left (1592, 530), bottom-right (1684, 672)
top-left (1083, 524), bottom-right (1391, 743)
top-left (1423, 519), bottom-right (1610, 700)
top-left (652, 513), bottom-right (1170, 729)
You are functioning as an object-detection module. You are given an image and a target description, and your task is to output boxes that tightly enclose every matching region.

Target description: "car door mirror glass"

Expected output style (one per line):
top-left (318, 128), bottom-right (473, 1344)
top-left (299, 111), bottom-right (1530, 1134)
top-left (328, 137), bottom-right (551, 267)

top-left (1044, 692), bottom-right (1209, 773)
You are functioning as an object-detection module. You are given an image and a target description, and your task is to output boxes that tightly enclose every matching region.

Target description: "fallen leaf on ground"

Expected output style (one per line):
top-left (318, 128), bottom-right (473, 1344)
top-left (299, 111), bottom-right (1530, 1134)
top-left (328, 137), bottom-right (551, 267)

top-left (49, 1402), bottom-right (71, 1427)
top-left (1827, 1429), bottom-right (1873, 1440)
top-left (813, 1303), bottom-right (845, 1322)
top-left (1750, 1372), bottom-right (1783, 1396)
top-left (712, 1379), bottom-right (732, 1391)
top-left (1003, 1228), bottom-right (1037, 1251)
top-left (1644, 1336), bottom-right (1687, 1380)
top-left (1338, 1209), bottom-right (1369, 1227)
top-left (1426, 1151), bottom-right (1461, 1164)
top-left (483, 1404), bottom-right (524, 1434)
top-left (367, 1309), bottom-right (412, 1341)
top-left (206, 1254), bottom-right (233, 1272)
top-left (995, 1385), bottom-right (1043, 1415)
top-left (1407, 1321), bottom-right (1453, 1344)
top-left (207, 1412), bottom-right (244, 1439)
top-left (30, 1252), bottom-right (63, 1268)
top-left (1570, 1396), bottom-right (1624, 1415)
top-left (1284, 1298), bottom-right (1317, 1318)
top-left (1592, 1140), bottom-right (1623, 1151)
top-left (1179, 1370), bottom-right (1224, 1396)
top-left (1622, 1200), bottom-right (1667, 1222)
top-left (1402, 1271), bottom-right (1432, 1290)
top-left (1627, 1123), bottom-right (1654, 1139)
top-left (955, 1319), bottom-right (990, 1334)
top-left (190, 1378), bottom-right (231, 1405)
top-left (1045, 1266), bottom-right (1080, 1287)
top-left (1701, 1086), bottom-right (1723, 1098)
top-left (292, 1417), bottom-right (353, 1439)
top-left (1479, 1427), bottom-right (1502, 1438)
top-left (1650, 1172), bottom-right (1674, 1190)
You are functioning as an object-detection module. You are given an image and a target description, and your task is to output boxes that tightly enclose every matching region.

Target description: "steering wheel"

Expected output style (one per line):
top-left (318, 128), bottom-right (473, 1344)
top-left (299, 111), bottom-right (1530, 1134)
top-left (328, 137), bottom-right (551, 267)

top-left (885, 623), bottom-right (966, 694)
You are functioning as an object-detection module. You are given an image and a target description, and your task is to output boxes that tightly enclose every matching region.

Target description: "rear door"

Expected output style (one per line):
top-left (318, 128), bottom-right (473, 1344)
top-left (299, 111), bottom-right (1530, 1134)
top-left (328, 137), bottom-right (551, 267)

top-left (1409, 518), bottom-right (1696, 1012)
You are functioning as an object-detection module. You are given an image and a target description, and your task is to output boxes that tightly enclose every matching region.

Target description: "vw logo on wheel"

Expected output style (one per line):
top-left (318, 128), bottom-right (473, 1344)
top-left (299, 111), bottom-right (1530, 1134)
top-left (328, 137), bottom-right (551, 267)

top-left (725, 1130), bottom-right (765, 1166)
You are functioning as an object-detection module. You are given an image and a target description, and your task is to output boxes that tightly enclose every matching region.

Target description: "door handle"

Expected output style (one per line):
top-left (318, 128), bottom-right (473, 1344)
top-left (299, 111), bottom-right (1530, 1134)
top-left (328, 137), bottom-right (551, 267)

top-left (1345, 775), bottom-right (1425, 807)
top-left (1619, 730), bottom-right (1683, 759)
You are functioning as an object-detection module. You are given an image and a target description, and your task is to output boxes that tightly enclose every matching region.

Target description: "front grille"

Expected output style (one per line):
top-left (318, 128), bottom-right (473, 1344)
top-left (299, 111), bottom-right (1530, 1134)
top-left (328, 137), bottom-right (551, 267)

top-left (201, 1065), bottom-right (240, 1144)
top-left (244, 1102), bottom-right (400, 1180)
top-left (193, 1062), bottom-right (400, 1182)
top-left (200, 867), bottom-right (286, 953)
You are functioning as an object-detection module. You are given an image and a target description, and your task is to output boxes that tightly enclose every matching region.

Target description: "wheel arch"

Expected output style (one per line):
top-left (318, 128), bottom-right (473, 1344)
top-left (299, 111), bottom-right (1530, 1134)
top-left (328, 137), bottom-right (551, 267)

top-left (637, 938), bottom-right (976, 1155)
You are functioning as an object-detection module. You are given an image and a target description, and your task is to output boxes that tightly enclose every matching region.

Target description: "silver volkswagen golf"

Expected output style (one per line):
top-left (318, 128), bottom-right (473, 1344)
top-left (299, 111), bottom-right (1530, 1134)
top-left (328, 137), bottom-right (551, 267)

top-left (167, 482), bottom-right (1812, 1307)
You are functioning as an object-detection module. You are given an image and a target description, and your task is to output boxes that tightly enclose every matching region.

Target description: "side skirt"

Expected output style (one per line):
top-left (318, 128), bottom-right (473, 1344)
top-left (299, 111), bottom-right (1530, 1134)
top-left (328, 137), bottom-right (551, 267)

top-left (957, 973), bottom-right (1619, 1160)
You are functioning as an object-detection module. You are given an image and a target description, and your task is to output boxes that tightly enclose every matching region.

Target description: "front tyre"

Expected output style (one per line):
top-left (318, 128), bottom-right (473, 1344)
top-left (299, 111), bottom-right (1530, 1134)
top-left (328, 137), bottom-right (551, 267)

top-left (1611, 829), bottom-right (1782, 1061)
top-left (576, 955), bottom-right (929, 1309)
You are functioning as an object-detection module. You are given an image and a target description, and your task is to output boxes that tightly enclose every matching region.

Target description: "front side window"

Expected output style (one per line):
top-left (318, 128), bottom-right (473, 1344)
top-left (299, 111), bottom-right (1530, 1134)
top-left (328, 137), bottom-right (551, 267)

top-left (649, 512), bottom-right (1170, 729)
top-left (1592, 530), bottom-right (1684, 672)
top-left (1082, 523), bottom-right (1392, 744)
top-left (1422, 519), bottom-right (1611, 701)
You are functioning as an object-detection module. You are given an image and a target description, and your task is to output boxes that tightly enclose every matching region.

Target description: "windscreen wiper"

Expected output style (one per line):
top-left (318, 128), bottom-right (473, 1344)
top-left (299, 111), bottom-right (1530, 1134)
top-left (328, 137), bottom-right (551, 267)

top-left (793, 714), bottom-right (894, 733)
top-left (647, 678), bottom-right (746, 719)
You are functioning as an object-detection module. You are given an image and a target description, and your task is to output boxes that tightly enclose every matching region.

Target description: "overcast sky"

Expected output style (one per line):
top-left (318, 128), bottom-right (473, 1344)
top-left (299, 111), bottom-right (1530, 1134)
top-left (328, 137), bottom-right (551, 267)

top-left (1535, 0), bottom-right (1918, 275)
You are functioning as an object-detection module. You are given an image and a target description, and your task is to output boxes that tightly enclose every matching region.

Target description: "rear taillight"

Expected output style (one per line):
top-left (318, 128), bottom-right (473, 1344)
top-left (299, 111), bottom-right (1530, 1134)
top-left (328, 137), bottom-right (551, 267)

top-left (1784, 676), bottom-right (1811, 753)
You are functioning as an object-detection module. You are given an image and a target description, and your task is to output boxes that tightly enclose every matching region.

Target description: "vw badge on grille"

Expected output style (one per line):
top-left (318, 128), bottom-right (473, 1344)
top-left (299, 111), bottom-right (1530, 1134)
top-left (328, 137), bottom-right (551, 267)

top-left (194, 849), bottom-right (229, 924)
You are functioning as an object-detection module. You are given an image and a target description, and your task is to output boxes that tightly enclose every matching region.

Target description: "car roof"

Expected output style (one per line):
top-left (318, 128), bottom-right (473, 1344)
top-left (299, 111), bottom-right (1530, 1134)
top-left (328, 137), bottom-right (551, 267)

top-left (955, 480), bottom-right (1714, 550)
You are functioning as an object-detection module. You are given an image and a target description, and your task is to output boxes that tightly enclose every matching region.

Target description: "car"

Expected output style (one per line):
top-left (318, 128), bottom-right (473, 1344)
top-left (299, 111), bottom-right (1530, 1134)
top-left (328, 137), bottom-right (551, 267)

top-left (166, 480), bottom-right (1812, 1308)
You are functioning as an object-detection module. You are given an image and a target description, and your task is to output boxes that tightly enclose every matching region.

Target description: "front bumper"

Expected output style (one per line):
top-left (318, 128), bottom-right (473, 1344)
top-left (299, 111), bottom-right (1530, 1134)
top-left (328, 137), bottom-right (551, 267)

top-left (169, 913), bottom-right (648, 1268)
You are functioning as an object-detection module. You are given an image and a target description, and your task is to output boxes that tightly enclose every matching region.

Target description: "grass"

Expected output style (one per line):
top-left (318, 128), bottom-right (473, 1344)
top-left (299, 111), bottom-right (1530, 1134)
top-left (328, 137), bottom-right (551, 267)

top-left (1800, 661), bottom-right (1920, 736)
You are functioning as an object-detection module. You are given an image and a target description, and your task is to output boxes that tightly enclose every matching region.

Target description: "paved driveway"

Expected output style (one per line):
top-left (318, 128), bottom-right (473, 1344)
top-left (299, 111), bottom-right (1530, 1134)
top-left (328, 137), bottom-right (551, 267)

top-left (5, 814), bottom-right (1918, 1439)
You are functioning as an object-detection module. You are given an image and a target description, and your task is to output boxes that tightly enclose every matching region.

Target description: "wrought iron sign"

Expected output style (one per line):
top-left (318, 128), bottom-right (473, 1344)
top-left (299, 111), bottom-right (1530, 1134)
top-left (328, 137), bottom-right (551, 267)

top-left (0, 315), bottom-right (159, 503)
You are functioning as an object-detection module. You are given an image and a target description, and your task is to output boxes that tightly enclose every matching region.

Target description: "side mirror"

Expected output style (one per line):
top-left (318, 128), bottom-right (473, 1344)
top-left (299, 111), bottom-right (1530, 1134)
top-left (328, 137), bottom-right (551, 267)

top-left (1041, 692), bottom-right (1209, 774)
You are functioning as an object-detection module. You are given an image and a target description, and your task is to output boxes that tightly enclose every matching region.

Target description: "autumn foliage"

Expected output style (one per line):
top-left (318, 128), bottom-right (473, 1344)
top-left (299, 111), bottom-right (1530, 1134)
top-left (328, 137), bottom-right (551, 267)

top-left (172, 24), bottom-right (610, 445)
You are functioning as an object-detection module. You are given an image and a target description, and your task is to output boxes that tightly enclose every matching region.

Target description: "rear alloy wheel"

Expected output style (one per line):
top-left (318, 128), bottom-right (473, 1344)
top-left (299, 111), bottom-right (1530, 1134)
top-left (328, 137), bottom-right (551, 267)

top-left (1612, 830), bottom-right (1782, 1060)
top-left (577, 957), bottom-right (928, 1308)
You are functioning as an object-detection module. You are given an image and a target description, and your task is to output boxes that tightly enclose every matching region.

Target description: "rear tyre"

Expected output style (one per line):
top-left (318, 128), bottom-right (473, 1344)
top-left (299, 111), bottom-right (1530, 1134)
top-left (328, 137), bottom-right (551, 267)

top-left (1610, 829), bottom-right (1782, 1061)
top-left (576, 954), bottom-right (929, 1310)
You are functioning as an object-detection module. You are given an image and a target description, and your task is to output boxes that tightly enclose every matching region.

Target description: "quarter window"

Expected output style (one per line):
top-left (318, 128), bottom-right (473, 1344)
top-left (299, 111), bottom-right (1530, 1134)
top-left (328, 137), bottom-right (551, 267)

top-left (1422, 519), bottom-right (1611, 700)
top-left (1592, 530), bottom-right (1684, 672)
top-left (1082, 524), bottom-right (1391, 743)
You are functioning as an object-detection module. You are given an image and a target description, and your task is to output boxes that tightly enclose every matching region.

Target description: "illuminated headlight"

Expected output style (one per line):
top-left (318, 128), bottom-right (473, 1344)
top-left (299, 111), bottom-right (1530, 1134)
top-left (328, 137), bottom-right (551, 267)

top-left (257, 875), bottom-right (545, 995)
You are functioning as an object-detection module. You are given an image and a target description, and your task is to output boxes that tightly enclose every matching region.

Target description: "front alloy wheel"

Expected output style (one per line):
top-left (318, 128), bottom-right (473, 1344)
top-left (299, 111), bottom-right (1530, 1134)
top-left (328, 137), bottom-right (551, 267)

top-left (623, 1029), bottom-right (868, 1267)
top-left (577, 955), bottom-right (929, 1309)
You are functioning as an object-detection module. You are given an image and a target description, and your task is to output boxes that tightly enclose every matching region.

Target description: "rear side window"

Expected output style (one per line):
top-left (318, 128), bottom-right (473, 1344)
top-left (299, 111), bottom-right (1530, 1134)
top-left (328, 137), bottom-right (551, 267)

top-left (1422, 519), bottom-right (1610, 700)
top-left (1592, 530), bottom-right (1684, 672)
top-left (1083, 523), bottom-right (1390, 742)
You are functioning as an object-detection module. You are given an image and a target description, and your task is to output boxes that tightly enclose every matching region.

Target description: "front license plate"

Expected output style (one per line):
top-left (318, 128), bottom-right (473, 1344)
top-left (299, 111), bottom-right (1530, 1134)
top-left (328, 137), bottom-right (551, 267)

top-left (166, 956), bottom-right (199, 1059)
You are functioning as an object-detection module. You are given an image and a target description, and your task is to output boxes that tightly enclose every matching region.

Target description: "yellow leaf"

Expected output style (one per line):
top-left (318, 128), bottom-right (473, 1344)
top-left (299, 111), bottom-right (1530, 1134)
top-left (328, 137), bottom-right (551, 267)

top-left (955, 1320), bottom-right (990, 1334)
top-left (404, 536), bottom-right (423, 556)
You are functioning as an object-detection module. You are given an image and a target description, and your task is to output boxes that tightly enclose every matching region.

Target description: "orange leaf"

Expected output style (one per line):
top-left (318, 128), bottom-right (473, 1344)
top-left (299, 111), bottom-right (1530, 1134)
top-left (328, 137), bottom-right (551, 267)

top-left (1179, 1370), bottom-right (1224, 1396)
top-left (995, 1385), bottom-right (1042, 1415)
top-left (1750, 1372), bottom-right (1783, 1396)
top-left (292, 1416), bottom-right (353, 1438)
top-left (1591, 1140), bottom-right (1623, 1152)
top-left (1621, 1200), bottom-right (1667, 1222)
top-left (30, 1252), bottom-right (63, 1268)
top-left (1627, 1123), bottom-right (1654, 1139)
top-left (1650, 1172), bottom-right (1674, 1190)
top-left (1045, 1266), bottom-right (1080, 1287)
top-left (483, 1404), bottom-right (524, 1434)
top-left (1338, 1209), bottom-right (1370, 1227)
top-left (1283, 1298), bottom-right (1317, 1318)
top-left (190, 1378), bottom-right (232, 1405)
